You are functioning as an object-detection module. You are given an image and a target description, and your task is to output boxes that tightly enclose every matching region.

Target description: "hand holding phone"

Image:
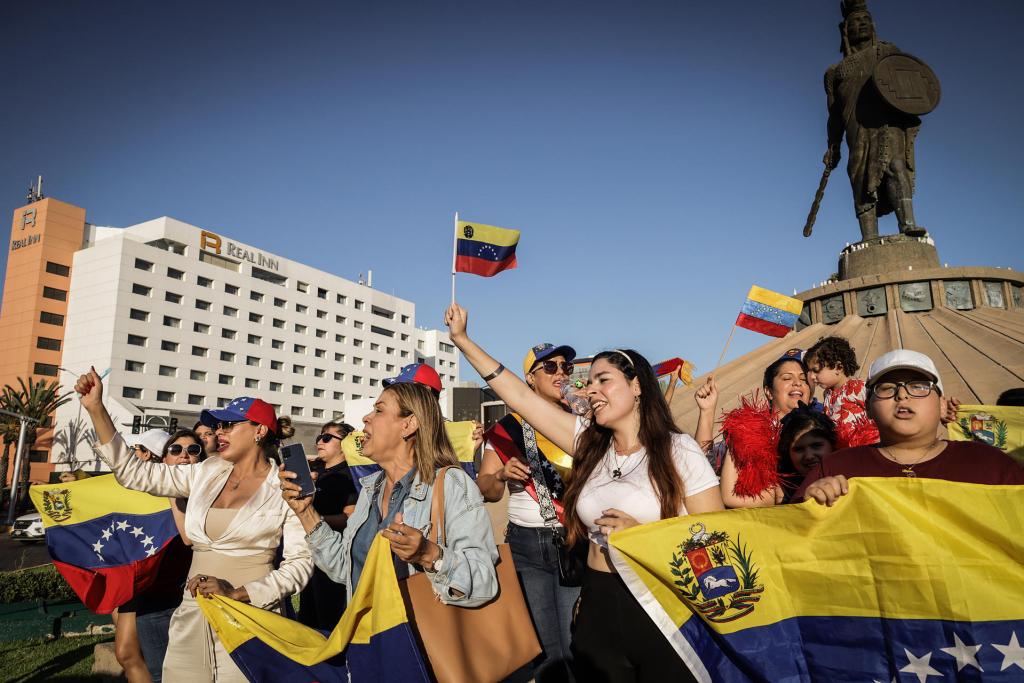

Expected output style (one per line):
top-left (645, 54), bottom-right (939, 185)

top-left (281, 444), bottom-right (316, 499)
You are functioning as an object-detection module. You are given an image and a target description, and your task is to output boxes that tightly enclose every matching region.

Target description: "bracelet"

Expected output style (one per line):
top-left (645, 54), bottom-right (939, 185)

top-left (305, 518), bottom-right (326, 540)
top-left (481, 364), bottom-right (505, 382)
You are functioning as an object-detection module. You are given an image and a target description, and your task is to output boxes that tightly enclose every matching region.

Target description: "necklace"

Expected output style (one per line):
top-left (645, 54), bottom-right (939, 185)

top-left (879, 440), bottom-right (940, 477)
top-left (607, 448), bottom-right (647, 480)
top-left (227, 465), bottom-right (268, 490)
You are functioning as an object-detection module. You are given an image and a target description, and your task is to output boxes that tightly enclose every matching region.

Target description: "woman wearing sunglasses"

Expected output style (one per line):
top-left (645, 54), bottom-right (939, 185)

top-left (297, 421), bottom-right (359, 631)
top-left (477, 343), bottom-right (580, 682)
top-left (73, 368), bottom-right (312, 682)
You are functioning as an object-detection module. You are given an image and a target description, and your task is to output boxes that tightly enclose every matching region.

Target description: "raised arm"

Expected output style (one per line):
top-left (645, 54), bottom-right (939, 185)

top-left (693, 375), bottom-right (719, 453)
top-left (445, 303), bottom-right (578, 454)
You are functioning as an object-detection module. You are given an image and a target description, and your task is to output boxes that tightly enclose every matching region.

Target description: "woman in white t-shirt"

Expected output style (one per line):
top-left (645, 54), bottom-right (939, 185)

top-left (445, 304), bottom-right (724, 683)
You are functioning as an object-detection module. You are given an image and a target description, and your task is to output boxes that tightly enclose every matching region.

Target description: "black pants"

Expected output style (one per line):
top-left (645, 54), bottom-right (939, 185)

top-left (571, 568), bottom-right (697, 683)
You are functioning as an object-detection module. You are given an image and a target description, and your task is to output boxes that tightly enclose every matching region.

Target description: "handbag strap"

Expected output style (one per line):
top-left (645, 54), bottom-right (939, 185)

top-left (520, 422), bottom-right (559, 527)
top-left (430, 466), bottom-right (455, 546)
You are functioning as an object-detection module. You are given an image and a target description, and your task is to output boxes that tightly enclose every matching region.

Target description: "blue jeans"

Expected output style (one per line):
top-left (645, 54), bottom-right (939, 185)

top-left (507, 523), bottom-right (580, 683)
top-left (136, 606), bottom-right (176, 682)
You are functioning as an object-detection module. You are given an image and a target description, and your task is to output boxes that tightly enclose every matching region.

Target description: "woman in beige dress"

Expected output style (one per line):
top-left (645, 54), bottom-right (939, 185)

top-left (75, 368), bottom-right (313, 682)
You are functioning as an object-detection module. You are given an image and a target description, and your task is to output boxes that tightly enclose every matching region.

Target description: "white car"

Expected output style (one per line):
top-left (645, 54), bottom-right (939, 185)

top-left (10, 511), bottom-right (44, 542)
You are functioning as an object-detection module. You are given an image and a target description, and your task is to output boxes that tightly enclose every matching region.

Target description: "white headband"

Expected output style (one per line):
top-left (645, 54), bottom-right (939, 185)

top-left (611, 349), bottom-right (635, 368)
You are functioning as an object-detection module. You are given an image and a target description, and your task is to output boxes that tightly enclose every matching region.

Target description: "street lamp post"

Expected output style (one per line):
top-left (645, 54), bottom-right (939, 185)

top-left (1, 407), bottom-right (38, 526)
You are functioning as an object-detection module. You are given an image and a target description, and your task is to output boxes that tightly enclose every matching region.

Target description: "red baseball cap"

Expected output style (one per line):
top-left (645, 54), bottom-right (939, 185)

top-left (200, 397), bottom-right (278, 433)
top-left (382, 363), bottom-right (443, 395)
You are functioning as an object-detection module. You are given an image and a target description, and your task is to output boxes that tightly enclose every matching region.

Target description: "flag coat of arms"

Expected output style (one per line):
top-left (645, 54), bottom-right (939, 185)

top-left (735, 285), bottom-right (803, 338)
top-left (608, 477), bottom-right (1024, 682)
top-left (948, 404), bottom-right (1024, 466)
top-left (454, 220), bottom-right (520, 277)
top-left (29, 474), bottom-right (177, 613)
top-left (342, 421), bottom-right (479, 480)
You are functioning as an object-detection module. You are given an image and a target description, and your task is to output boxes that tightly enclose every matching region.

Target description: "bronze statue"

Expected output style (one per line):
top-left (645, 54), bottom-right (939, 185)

top-left (806, 0), bottom-right (940, 241)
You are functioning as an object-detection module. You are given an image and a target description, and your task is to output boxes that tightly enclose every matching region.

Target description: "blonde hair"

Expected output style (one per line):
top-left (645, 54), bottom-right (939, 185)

top-left (385, 383), bottom-right (459, 484)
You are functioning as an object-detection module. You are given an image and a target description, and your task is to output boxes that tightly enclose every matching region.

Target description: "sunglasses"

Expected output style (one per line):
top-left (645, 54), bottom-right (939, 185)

top-left (167, 444), bottom-right (203, 457)
top-left (532, 360), bottom-right (574, 376)
top-left (316, 433), bottom-right (344, 444)
top-left (215, 420), bottom-right (247, 432)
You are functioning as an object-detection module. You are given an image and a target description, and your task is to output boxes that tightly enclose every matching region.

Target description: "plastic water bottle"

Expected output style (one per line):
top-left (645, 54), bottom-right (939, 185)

top-left (561, 379), bottom-right (590, 416)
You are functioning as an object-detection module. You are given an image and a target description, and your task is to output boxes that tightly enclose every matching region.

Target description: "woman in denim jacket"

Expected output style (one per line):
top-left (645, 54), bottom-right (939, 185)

top-left (280, 380), bottom-right (499, 606)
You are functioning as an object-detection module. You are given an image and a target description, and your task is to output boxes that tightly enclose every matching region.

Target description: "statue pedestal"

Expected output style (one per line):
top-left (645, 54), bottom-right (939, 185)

top-left (838, 234), bottom-right (940, 280)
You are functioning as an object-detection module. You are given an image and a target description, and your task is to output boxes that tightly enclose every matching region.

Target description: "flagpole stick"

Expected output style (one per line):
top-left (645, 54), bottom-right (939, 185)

top-left (713, 323), bottom-right (737, 375)
top-left (451, 211), bottom-right (458, 304)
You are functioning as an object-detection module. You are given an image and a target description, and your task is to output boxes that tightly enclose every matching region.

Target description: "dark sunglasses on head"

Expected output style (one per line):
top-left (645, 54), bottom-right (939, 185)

top-left (316, 433), bottom-right (344, 444)
top-left (167, 444), bottom-right (203, 457)
top-left (532, 360), bottom-right (574, 375)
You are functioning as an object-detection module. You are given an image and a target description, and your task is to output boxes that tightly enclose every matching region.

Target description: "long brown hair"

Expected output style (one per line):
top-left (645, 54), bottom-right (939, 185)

top-left (562, 350), bottom-right (685, 544)
top-left (385, 383), bottom-right (459, 484)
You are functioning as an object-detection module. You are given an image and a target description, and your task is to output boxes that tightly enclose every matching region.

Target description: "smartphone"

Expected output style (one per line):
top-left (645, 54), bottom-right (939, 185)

top-left (281, 444), bottom-right (316, 499)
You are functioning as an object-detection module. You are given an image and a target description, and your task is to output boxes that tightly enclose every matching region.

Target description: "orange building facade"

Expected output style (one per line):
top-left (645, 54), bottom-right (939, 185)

top-left (0, 198), bottom-right (87, 484)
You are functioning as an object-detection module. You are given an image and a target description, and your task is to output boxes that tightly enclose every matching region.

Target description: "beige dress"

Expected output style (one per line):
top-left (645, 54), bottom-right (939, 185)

top-left (96, 434), bottom-right (313, 682)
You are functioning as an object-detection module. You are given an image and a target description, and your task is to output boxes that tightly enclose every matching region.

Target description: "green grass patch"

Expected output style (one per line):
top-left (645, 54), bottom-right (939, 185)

top-left (0, 633), bottom-right (113, 682)
top-left (0, 565), bottom-right (76, 603)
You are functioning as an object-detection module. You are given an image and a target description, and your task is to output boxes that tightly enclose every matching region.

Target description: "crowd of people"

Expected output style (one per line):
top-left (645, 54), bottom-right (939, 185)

top-left (66, 303), bottom-right (1023, 683)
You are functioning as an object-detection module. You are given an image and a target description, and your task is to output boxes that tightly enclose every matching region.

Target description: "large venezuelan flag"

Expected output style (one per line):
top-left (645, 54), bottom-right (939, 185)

top-left (948, 404), bottom-right (1024, 466)
top-left (29, 474), bottom-right (177, 614)
top-left (342, 421), bottom-right (479, 480)
top-left (608, 477), bottom-right (1024, 682)
top-left (455, 220), bottom-right (520, 277)
top-left (199, 535), bottom-right (431, 682)
top-left (735, 285), bottom-right (803, 338)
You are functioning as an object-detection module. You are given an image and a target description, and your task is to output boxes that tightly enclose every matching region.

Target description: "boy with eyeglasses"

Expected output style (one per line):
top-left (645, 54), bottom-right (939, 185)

top-left (797, 349), bottom-right (1024, 505)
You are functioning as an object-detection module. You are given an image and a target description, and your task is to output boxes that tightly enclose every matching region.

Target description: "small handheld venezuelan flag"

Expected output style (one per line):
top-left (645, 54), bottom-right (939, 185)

top-left (735, 285), bottom-right (803, 338)
top-left (454, 219), bottom-right (520, 277)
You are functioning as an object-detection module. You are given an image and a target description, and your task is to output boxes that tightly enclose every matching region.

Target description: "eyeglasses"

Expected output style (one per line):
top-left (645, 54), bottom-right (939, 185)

top-left (215, 421), bottom-right (245, 432)
top-left (870, 380), bottom-right (936, 399)
top-left (167, 444), bottom-right (203, 457)
top-left (532, 360), bottom-right (574, 376)
top-left (316, 433), bottom-right (344, 444)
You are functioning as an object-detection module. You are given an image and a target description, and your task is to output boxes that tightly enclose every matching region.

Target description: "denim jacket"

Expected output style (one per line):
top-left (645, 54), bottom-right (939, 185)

top-left (306, 466), bottom-right (499, 607)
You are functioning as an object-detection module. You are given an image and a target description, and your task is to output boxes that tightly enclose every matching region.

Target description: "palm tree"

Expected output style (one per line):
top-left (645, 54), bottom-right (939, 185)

top-left (3, 378), bottom-right (72, 509)
top-left (52, 417), bottom-right (97, 470)
top-left (0, 386), bottom-right (24, 492)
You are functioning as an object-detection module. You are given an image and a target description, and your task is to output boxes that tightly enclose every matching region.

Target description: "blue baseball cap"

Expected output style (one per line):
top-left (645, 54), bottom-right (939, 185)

top-left (522, 343), bottom-right (577, 376)
top-left (200, 397), bottom-right (278, 432)
top-left (383, 363), bottom-right (443, 394)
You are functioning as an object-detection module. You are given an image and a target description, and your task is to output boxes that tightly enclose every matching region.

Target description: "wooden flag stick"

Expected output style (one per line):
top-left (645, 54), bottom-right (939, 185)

top-left (451, 211), bottom-right (459, 304)
top-left (713, 323), bottom-right (737, 375)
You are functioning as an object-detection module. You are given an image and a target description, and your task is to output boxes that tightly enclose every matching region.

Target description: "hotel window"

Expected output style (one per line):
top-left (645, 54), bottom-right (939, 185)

top-left (40, 311), bottom-right (64, 326)
top-left (314, 368), bottom-right (325, 378)
top-left (353, 339), bottom-right (363, 348)
top-left (164, 316), bottom-right (181, 328)
top-left (313, 388), bottom-right (325, 398)
top-left (336, 315), bottom-right (346, 324)
top-left (353, 321), bottom-right (364, 330)
top-left (439, 342), bottom-right (455, 353)
top-left (316, 309), bottom-right (327, 320)
top-left (294, 344), bottom-right (306, 354)
top-left (336, 294), bottom-right (347, 305)
top-left (245, 378), bottom-right (259, 389)
top-left (224, 306), bottom-right (238, 317)
top-left (271, 360), bottom-right (283, 370)
top-left (218, 397), bottom-right (231, 408)
top-left (292, 385), bottom-right (304, 395)
top-left (386, 364), bottom-right (395, 372)
top-left (192, 346), bottom-right (208, 357)
top-left (159, 365), bottom-right (177, 377)
top-left (34, 363), bottom-right (59, 377)
top-left (312, 409), bottom-right (324, 418)
top-left (248, 334), bottom-right (262, 345)
top-left (246, 356), bottom-right (260, 367)
top-left (334, 372), bottom-right (344, 381)
top-left (332, 410), bottom-right (344, 419)
top-left (197, 276), bottom-right (213, 288)
top-left (220, 351), bottom-right (235, 362)
top-left (293, 365), bottom-right (305, 374)
top-left (353, 376), bottom-right (362, 384)
top-left (157, 390), bottom-right (175, 402)
top-left (333, 391), bottom-right (343, 400)
top-left (400, 350), bottom-right (409, 359)
top-left (372, 306), bottom-right (394, 320)
top-left (274, 297), bottom-right (286, 308)
top-left (190, 370), bottom-right (206, 381)
top-left (249, 312), bottom-right (263, 323)
top-left (401, 315), bottom-right (410, 324)
top-left (270, 382), bottom-right (282, 392)
top-left (188, 394), bottom-right (204, 405)
top-left (297, 281), bottom-right (309, 294)
top-left (132, 284), bottom-right (151, 297)
top-left (194, 322), bottom-right (209, 333)
top-left (122, 387), bottom-right (143, 399)
top-left (370, 343), bottom-right (379, 351)
top-left (165, 292), bottom-right (182, 304)
top-left (196, 299), bottom-right (211, 311)
top-left (167, 267), bottom-right (185, 280)
top-left (315, 348), bottom-right (326, 358)
top-left (273, 318), bottom-right (285, 328)
top-left (251, 291), bottom-right (264, 302)
top-left (296, 303), bottom-right (308, 314)
top-left (222, 329), bottom-right (237, 340)
top-left (42, 286), bottom-right (67, 301)
top-left (315, 329), bottom-right (326, 339)
top-left (353, 357), bottom-right (363, 366)
top-left (400, 333), bottom-right (409, 341)
top-left (219, 374), bottom-right (233, 385)
top-left (125, 360), bottom-right (145, 372)
top-left (135, 258), bottom-right (154, 272)
top-left (369, 360), bottom-right (379, 369)
top-left (160, 340), bottom-right (178, 352)
top-left (369, 379), bottom-right (379, 387)
top-left (335, 334), bottom-right (345, 343)
top-left (295, 324), bottom-right (307, 334)
top-left (225, 284), bottom-right (239, 295)
top-left (130, 308), bottom-right (149, 322)
top-left (352, 394), bottom-right (362, 400)
top-left (272, 339), bottom-right (284, 350)
top-left (334, 353), bottom-right (345, 362)
top-left (290, 406), bottom-right (304, 416)
top-left (354, 300), bottom-right (364, 310)
top-left (128, 334), bottom-right (148, 347)
top-left (46, 261), bottom-right (71, 277)
top-left (386, 347), bottom-right (394, 355)
top-left (317, 287), bottom-right (327, 299)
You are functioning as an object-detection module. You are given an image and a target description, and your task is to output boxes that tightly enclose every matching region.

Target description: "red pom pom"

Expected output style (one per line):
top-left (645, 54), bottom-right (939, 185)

top-left (836, 412), bottom-right (880, 449)
top-left (721, 392), bottom-right (781, 498)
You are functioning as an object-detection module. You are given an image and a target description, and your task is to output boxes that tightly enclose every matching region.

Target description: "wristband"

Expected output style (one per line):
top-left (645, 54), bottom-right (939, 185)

top-left (305, 518), bottom-right (326, 541)
top-left (481, 364), bottom-right (505, 382)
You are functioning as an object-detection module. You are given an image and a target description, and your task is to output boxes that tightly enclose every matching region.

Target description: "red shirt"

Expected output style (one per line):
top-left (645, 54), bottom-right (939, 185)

top-left (794, 440), bottom-right (1024, 501)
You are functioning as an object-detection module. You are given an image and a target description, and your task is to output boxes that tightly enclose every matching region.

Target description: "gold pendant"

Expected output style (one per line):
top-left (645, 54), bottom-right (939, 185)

top-left (902, 469), bottom-right (916, 477)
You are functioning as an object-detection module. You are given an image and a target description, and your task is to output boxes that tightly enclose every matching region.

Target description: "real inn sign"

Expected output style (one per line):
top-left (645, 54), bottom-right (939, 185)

top-left (200, 230), bottom-right (280, 271)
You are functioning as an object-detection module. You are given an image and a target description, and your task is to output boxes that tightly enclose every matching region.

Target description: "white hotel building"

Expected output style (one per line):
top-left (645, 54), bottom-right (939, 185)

top-left (53, 215), bottom-right (459, 467)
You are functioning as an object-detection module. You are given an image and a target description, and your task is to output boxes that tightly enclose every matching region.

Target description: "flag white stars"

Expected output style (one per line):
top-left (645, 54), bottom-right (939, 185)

top-left (141, 535), bottom-right (154, 548)
top-left (92, 539), bottom-right (104, 555)
top-left (939, 633), bottom-right (983, 672)
top-left (101, 528), bottom-right (112, 541)
top-left (130, 526), bottom-right (144, 537)
top-left (116, 519), bottom-right (129, 530)
top-left (900, 649), bottom-right (940, 683)
top-left (993, 632), bottom-right (1024, 672)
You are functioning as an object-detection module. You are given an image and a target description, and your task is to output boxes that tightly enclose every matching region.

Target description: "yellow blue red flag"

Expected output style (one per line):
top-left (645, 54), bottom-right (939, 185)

top-left (735, 285), bottom-right (803, 338)
top-left (608, 478), bottom-right (1024, 681)
top-left (198, 534), bottom-right (430, 682)
top-left (455, 220), bottom-right (520, 277)
top-left (948, 404), bottom-right (1024, 466)
top-left (29, 474), bottom-right (176, 614)
top-left (342, 421), bottom-right (478, 480)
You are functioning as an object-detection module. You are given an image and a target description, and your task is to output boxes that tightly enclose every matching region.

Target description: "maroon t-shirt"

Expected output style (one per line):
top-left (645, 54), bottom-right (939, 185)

top-left (794, 440), bottom-right (1024, 501)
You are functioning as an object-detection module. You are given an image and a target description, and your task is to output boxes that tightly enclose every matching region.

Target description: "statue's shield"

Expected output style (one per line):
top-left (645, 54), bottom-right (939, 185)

top-left (872, 53), bottom-right (941, 115)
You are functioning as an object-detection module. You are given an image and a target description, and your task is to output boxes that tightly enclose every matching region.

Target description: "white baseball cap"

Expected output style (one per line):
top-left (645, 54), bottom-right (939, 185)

top-left (866, 349), bottom-right (944, 395)
top-left (123, 428), bottom-right (171, 456)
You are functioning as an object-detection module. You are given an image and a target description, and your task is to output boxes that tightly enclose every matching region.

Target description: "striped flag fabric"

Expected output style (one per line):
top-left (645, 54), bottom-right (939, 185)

top-left (342, 421), bottom-right (479, 480)
top-left (29, 474), bottom-right (177, 613)
top-left (735, 285), bottom-right (803, 338)
top-left (454, 220), bottom-right (520, 277)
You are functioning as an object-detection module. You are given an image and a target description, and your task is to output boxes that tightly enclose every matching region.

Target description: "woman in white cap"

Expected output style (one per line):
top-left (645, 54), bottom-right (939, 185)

top-left (73, 368), bottom-right (312, 682)
top-left (798, 349), bottom-right (1024, 505)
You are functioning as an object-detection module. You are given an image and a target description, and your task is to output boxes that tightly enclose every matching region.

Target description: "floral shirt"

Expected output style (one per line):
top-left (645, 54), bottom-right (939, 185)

top-left (823, 379), bottom-right (880, 448)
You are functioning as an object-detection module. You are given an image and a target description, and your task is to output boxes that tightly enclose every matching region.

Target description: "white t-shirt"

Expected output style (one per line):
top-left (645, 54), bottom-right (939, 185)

top-left (573, 419), bottom-right (719, 547)
top-left (483, 439), bottom-right (552, 528)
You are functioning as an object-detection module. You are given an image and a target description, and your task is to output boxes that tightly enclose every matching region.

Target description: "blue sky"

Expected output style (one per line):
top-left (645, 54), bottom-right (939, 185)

top-left (2, 0), bottom-right (1021, 382)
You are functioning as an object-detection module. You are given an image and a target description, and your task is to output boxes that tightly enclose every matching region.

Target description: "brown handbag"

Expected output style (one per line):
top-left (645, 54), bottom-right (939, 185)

top-left (400, 466), bottom-right (541, 683)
